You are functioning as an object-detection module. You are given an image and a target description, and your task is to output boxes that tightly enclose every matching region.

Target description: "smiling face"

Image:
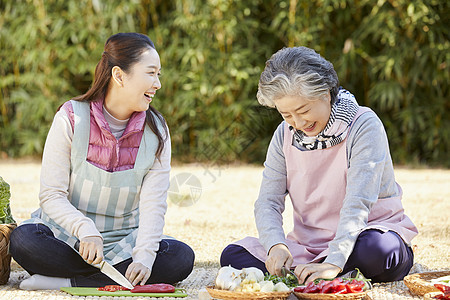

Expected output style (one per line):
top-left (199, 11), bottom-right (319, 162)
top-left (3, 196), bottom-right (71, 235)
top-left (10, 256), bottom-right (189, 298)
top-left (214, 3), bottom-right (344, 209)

top-left (122, 48), bottom-right (161, 114)
top-left (274, 94), bottom-right (332, 136)
top-left (106, 47), bottom-right (162, 120)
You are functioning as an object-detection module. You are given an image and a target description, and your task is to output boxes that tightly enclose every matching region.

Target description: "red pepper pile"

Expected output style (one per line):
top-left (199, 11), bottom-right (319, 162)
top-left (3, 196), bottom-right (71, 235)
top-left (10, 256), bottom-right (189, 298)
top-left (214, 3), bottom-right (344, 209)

top-left (97, 285), bottom-right (129, 292)
top-left (294, 278), bottom-right (366, 294)
top-left (433, 284), bottom-right (450, 299)
top-left (96, 283), bottom-right (175, 293)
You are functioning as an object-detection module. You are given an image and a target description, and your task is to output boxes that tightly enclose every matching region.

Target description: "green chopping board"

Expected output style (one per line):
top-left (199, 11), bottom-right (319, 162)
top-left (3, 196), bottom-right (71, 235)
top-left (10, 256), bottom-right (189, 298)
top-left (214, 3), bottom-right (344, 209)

top-left (60, 287), bottom-right (188, 297)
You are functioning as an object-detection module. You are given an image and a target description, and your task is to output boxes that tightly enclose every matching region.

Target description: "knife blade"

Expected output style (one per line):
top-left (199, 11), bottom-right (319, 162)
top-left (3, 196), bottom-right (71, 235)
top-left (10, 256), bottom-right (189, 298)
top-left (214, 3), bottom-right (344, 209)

top-left (92, 260), bottom-right (134, 290)
top-left (281, 266), bottom-right (299, 281)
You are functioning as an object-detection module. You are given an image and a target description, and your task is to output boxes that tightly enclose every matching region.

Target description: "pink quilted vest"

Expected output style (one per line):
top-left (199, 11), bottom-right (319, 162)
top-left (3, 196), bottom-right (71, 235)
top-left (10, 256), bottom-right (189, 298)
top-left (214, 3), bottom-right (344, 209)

top-left (61, 99), bottom-right (145, 172)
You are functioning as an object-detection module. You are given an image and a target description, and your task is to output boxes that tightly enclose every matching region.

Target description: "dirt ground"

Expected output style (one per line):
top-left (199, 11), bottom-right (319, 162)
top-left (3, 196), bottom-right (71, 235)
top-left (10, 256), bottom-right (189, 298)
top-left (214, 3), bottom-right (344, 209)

top-left (1, 159), bottom-right (449, 270)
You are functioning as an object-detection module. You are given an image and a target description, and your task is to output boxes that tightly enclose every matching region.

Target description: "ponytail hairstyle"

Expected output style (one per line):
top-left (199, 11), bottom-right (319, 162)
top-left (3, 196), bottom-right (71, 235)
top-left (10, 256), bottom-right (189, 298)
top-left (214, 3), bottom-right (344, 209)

top-left (73, 32), bottom-right (168, 159)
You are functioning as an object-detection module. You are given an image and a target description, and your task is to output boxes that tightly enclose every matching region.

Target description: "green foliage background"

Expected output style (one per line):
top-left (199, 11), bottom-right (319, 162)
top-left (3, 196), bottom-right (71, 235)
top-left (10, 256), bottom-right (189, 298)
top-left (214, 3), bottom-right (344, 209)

top-left (1, 0), bottom-right (449, 166)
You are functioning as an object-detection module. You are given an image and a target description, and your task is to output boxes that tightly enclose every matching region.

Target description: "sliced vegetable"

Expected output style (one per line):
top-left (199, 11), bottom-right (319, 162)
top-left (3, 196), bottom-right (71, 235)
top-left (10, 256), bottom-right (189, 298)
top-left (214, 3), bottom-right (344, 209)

top-left (131, 283), bottom-right (175, 293)
top-left (293, 278), bottom-right (367, 294)
top-left (264, 272), bottom-right (298, 288)
top-left (433, 283), bottom-right (450, 299)
top-left (345, 279), bottom-right (365, 293)
top-left (259, 280), bottom-right (275, 292)
top-left (433, 293), bottom-right (450, 300)
top-left (303, 281), bottom-right (320, 293)
top-left (273, 281), bottom-right (290, 292)
top-left (294, 285), bottom-right (306, 293)
top-left (435, 284), bottom-right (450, 294)
top-left (97, 285), bottom-right (129, 292)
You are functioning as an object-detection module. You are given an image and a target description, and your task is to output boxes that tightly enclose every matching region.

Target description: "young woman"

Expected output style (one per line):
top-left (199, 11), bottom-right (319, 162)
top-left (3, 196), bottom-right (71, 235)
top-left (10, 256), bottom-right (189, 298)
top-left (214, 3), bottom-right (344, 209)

top-left (10, 33), bottom-right (194, 290)
top-left (220, 46), bottom-right (418, 284)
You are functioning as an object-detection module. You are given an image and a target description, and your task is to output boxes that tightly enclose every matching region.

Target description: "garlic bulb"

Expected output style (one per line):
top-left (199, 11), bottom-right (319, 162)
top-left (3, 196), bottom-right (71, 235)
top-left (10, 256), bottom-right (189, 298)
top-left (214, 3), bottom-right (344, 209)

top-left (215, 266), bottom-right (242, 291)
top-left (215, 266), bottom-right (271, 292)
top-left (241, 267), bottom-right (264, 282)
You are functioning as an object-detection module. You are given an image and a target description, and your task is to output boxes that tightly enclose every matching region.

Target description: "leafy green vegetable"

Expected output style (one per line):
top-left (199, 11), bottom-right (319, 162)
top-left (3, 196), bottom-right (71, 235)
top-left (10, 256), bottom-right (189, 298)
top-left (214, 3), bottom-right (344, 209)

top-left (0, 177), bottom-right (16, 224)
top-left (264, 272), bottom-right (299, 288)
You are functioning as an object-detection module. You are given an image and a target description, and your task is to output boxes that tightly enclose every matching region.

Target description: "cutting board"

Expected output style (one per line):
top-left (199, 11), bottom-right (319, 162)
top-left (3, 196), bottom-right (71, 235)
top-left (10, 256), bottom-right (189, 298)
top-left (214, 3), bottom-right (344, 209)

top-left (60, 287), bottom-right (188, 297)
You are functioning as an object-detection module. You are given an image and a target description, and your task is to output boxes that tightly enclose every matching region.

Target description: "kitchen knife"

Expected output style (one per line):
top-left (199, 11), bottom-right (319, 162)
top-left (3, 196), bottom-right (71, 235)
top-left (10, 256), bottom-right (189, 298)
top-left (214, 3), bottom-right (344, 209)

top-left (92, 260), bottom-right (134, 290)
top-left (281, 266), bottom-right (299, 281)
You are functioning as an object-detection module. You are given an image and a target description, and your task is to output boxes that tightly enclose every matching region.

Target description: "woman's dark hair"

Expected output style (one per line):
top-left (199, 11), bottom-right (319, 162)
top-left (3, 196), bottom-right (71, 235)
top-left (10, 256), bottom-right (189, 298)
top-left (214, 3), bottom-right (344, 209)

top-left (73, 32), bottom-right (168, 159)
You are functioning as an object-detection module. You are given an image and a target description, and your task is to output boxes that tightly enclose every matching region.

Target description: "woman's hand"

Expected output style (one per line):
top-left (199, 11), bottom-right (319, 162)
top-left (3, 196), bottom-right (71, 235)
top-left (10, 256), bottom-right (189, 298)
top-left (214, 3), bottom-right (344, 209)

top-left (294, 263), bottom-right (342, 285)
top-left (265, 244), bottom-right (293, 276)
top-left (79, 236), bottom-right (104, 265)
top-left (126, 262), bottom-right (151, 286)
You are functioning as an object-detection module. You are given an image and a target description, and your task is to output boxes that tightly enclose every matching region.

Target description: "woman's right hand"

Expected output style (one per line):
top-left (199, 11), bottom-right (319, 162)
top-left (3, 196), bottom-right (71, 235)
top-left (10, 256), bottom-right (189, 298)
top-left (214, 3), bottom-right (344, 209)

top-left (79, 236), bottom-right (104, 265)
top-left (265, 243), bottom-right (293, 276)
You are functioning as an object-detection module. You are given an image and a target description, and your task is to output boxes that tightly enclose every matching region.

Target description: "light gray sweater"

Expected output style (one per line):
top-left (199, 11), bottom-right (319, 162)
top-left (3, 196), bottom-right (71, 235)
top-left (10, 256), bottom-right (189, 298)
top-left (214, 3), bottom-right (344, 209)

top-left (254, 109), bottom-right (401, 269)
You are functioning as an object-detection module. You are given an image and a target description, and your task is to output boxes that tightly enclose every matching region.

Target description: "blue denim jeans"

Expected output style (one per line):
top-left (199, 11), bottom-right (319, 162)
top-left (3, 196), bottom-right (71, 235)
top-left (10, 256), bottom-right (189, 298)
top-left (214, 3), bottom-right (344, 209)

top-left (220, 229), bottom-right (414, 283)
top-left (10, 224), bottom-right (195, 287)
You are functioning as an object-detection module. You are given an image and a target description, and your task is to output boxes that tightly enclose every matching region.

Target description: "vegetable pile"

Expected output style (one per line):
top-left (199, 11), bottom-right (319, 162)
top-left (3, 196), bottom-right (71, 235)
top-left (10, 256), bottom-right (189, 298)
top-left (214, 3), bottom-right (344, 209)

top-left (97, 285), bottom-right (129, 292)
top-left (293, 268), bottom-right (371, 294)
top-left (433, 284), bottom-right (450, 299)
top-left (264, 272), bottom-right (298, 288)
top-left (0, 177), bottom-right (15, 224)
top-left (215, 266), bottom-right (290, 292)
top-left (294, 278), bottom-right (367, 294)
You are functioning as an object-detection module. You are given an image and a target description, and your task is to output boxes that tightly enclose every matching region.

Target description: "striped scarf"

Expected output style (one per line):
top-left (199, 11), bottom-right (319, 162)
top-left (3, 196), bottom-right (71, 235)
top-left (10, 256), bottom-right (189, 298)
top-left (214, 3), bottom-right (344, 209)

top-left (291, 89), bottom-right (359, 150)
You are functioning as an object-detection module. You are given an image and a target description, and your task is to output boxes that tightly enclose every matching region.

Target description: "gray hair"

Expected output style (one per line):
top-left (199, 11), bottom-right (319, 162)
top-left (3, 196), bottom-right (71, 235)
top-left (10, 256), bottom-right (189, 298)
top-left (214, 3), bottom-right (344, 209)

top-left (256, 47), bottom-right (339, 108)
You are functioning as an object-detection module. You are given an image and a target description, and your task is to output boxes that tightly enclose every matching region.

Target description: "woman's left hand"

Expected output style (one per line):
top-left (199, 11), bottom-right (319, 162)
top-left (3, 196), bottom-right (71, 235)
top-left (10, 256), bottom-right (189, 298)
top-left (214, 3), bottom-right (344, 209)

top-left (294, 263), bottom-right (342, 285)
top-left (125, 262), bottom-right (151, 286)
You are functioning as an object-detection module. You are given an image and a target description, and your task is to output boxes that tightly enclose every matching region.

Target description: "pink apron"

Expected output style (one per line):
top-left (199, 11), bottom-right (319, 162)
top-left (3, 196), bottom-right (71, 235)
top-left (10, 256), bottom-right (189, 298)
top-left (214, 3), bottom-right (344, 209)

top-left (234, 107), bottom-right (418, 266)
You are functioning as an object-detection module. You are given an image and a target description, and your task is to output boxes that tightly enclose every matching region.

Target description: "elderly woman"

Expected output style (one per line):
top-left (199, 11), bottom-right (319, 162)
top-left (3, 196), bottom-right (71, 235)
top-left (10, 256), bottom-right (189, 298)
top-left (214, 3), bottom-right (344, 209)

top-left (220, 47), bottom-right (418, 284)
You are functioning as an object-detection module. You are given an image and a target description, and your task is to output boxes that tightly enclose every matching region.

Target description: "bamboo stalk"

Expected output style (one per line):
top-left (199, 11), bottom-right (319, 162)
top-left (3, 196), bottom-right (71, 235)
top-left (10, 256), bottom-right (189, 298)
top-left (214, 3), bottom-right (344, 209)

top-left (289, 0), bottom-right (297, 47)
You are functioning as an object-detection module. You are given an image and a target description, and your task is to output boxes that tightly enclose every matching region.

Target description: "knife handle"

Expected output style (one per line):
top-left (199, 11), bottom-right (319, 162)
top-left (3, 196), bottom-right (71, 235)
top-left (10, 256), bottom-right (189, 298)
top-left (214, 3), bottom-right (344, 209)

top-left (90, 261), bottom-right (104, 269)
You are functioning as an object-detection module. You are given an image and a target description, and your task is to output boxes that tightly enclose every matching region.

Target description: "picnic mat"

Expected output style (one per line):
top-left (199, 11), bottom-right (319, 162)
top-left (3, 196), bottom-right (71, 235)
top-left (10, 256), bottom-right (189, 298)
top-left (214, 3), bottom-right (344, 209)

top-left (0, 263), bottom-right (447, 299)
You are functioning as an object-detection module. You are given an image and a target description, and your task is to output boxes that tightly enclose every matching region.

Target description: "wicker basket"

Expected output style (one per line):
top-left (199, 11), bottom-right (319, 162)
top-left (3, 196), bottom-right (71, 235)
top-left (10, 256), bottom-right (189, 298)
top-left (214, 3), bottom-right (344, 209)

top-left (403, 271), bottom-right (450, 296)
top-left (293, 291), bottom-right (368, 300)
top-left (0, 223), bottom-right (17, 285)
top-left (206, 286), bottom-right (291, 300)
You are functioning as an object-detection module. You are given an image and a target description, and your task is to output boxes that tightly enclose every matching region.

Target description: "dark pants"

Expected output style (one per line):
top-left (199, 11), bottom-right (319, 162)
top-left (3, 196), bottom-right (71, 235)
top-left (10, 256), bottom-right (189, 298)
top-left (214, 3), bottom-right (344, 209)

top-left (220, 229), bottom-right (414, 283)
top-left (10, 224), bottom-right (195, 287)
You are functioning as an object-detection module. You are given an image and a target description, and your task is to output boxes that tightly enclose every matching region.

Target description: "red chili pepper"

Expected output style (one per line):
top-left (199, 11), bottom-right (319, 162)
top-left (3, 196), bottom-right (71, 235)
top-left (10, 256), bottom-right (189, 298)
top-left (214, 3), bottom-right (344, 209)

top-left (320, 281), bottom-right (335, 293)
top-left (295, 278), bottom-right (367, 294)
top-left (303, 281), bottom-right (320, 293)
top-left (323, 278), bottom-right (345, 294)
top-left (131, 283), bottom-right (176, 293)
top-left (345, 280), bottom-right (365, 293)
top-left (332, 283), bottom-right (348, 294)
top-left (435, 284), bottom-right (450, 294)
top-left (294, 286), bottom-right (306, 293)
top-left (97, 285), bottom-right (130, 292)
top-left (316, 280), bottom-right (331, 292)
